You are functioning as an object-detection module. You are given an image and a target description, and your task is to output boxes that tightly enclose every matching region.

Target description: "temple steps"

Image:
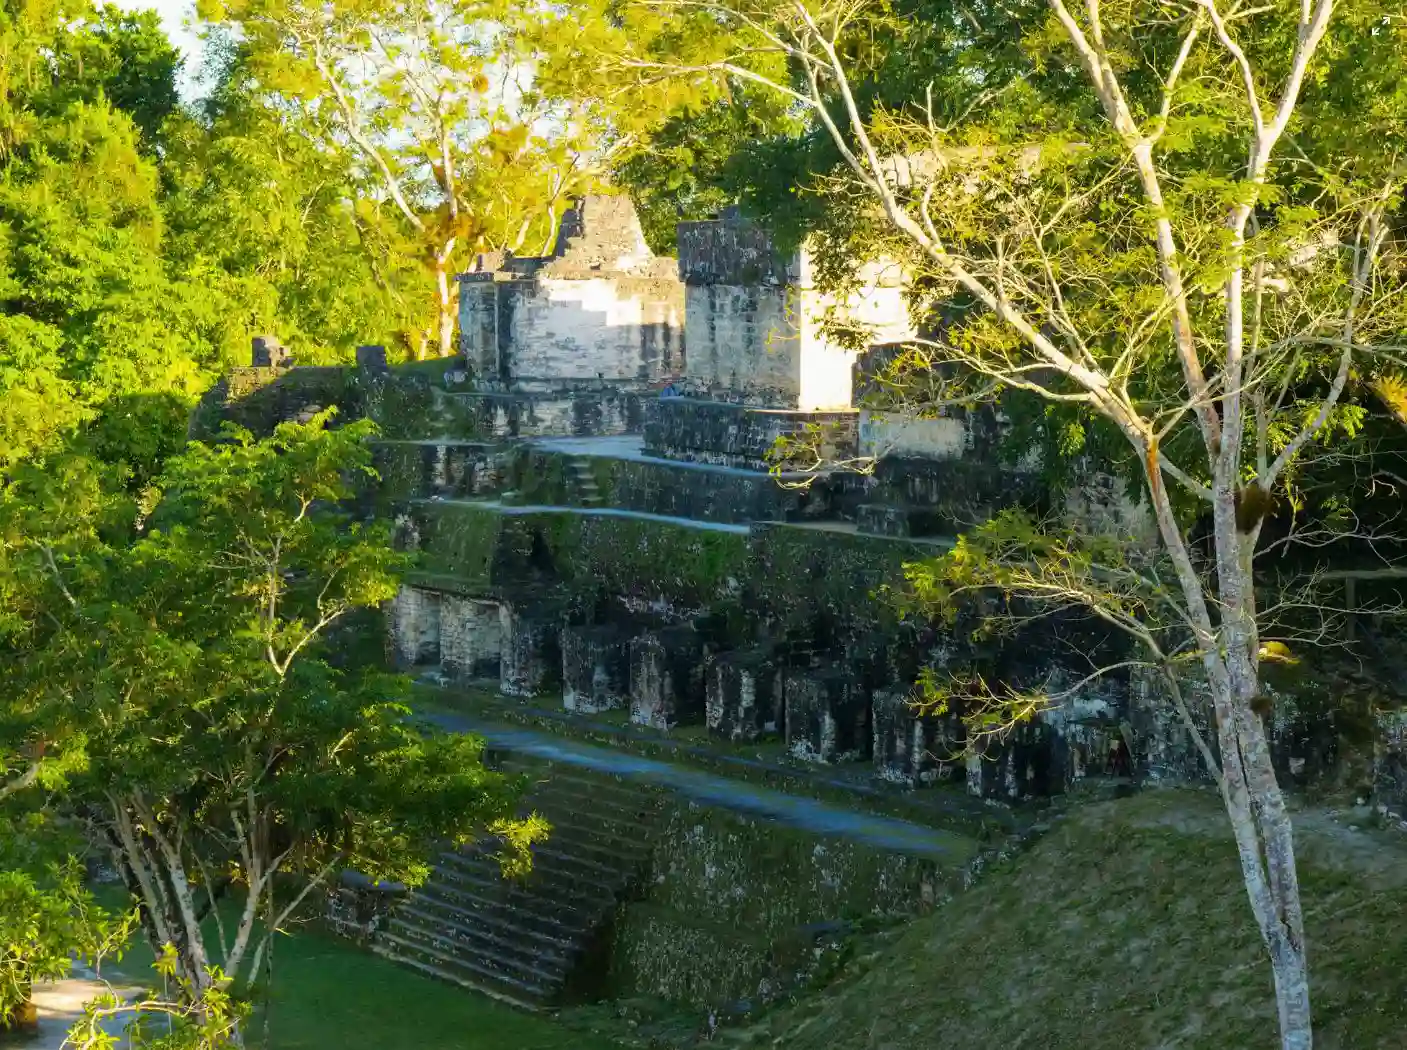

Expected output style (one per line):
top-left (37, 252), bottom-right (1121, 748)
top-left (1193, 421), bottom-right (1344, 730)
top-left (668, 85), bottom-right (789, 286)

top-left (370, 761), bottom-right (664, 1010)
top-left (566, 457), bottom-right (604, 507)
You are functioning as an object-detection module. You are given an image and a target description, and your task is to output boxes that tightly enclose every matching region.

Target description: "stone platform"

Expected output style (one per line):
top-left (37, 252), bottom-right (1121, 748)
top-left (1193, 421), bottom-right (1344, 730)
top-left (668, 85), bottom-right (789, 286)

top-left (643, 397), bottom-right (859, 471)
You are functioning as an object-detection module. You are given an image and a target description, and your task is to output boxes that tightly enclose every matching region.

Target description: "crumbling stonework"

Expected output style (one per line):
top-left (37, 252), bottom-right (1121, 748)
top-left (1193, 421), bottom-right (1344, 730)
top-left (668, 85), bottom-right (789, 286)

top-left (705, 650), bottom-right (784, 742)
top-left (677, 209), bottom-right (915, 411)
top-left (629, 627), bottom-right (707, 730)
top-left (458, 196), bottom-right (684, 392)
top-left (612, 799), bottom-right (943, 1009)
top-left (389, 587), bottom-right (440, 667)
top-left (643, 398), bottom-right (859, 471)
top-left (785, 668), bottom-right (869, 763)
top-left (499, 603), bottom-right (561, 698)
top-left (561, 624), bottom-right (633, 713)
top-left (872, 690), bottom-right (958, 784)
top-left (440, 597), bottom-right (502, 680)
top-left (251, 334), bottom-right (293, 368)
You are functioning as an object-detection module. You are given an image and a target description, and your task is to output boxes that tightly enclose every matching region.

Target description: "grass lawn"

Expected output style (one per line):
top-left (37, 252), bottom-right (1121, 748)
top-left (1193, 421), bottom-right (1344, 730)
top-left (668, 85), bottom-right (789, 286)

top-left (93, 900), bottom-right (623, 1050)
top-left (721, 788), bottom-right (1407, 1050)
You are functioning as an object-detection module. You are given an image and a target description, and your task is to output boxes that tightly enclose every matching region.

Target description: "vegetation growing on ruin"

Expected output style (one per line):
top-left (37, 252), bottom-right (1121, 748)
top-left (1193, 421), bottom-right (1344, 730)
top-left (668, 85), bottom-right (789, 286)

top-left (721, 790), bottom-right (1407, 1050)
top-left (3, 0), bottom-right (1407, 1045)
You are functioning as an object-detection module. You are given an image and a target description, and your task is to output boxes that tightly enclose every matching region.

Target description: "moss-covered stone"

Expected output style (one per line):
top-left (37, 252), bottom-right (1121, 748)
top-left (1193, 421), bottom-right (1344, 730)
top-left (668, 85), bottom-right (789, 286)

top-left (413, 502), bottom-right (506, 591)
top-left (190, 366), bottom-right (361, 438)
top-left (750, 523), bottom-right (939, 636)
top-left (612, 801), bottom-right (944, 1008)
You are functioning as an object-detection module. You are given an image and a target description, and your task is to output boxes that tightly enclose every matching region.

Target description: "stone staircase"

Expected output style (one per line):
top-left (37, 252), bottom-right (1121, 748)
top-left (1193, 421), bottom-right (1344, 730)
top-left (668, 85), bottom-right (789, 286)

top-left (566, 457), bottom-right (605, 507)
top-left (371, 759), bottom-right (664, 1009)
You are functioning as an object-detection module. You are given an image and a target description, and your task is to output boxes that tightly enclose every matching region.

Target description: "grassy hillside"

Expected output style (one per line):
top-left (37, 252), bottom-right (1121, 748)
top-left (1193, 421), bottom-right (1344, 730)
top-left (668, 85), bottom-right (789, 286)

top-left (723, 788), bottom-right (1407, 1050)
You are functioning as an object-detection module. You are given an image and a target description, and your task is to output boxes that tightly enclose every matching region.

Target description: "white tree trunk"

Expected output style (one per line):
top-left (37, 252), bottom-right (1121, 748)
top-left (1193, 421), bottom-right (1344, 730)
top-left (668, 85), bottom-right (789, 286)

top-left (1219, 718), bottom-right (1312, 1050)
top-left (1210, 519), bottom-right (1313, 1050)
top-left (434, 258), bottom-right (455, 359)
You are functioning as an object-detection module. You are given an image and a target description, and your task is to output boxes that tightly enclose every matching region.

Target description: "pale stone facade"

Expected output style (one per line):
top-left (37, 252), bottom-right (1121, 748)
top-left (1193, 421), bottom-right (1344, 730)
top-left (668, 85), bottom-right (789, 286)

top-left (676, 208), bottom-right (916, 411)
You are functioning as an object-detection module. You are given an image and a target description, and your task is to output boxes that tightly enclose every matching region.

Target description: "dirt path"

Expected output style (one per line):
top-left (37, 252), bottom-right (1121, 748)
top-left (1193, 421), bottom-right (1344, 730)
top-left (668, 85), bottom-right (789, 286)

top-left (18, 968), bottom-right (144, 1050)
top-left (418, 710), bottom-right (978, 862)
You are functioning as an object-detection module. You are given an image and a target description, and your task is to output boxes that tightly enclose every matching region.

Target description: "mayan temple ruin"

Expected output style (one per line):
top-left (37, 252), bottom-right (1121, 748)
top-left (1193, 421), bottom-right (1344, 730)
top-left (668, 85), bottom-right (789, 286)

top-left (197, 194), bottom-right (1407, 1013)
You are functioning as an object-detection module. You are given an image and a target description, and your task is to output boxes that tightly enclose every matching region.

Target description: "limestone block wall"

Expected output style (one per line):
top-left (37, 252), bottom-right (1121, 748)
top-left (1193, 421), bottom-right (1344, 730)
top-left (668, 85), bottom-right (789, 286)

top-left (611, 802), bottom-right (945, 1008)
top-left (499, 602), bottom-right (562, 697)
top-left (643, 398), bottom-right (859, 471)
top-left (680, 284), bottom-right (801, 406)
top-left (370, 441), bottom-right (511, 511)
top-left (796, 255), bottom-right (916, 412)
top-left (678, 211), bottom-right (915, 410)
top-left (458, 196), bottom-right (685, 393)
top-left (448, 388), bottom-right (647, 439)
top-left (1063, 471), bottom-right (1158, 548)
top-left (439, 596), bottom-right (502, 680)
top-left (561, 624), bottom-right (633, 713)
top-left (389, 587), bottom-right (441, 667)
top-left (497, 276), bottom-right (684, 387)
top-left (857, 410), bottom-right (969, 460)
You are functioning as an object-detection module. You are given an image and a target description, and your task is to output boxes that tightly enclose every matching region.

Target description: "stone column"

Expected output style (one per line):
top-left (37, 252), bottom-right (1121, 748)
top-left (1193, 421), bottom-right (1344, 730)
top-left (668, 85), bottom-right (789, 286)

top-left (629, 626), bottom-right (706, 730)
top-left (704, 650), bottom-right (783, 742)
top-left (499, 603), bottom-right (561, 698)
top-left (872, 690), bottom-right (961, 785)
top-left (457, 273), bottom-right (499, 380)
top-left (388, 586), bottom-right (441, 667)
top-left (440, 597), bottom-right (503, 681)
top-left (784, 667), bottom-right (869, 763)
top-left (561, 625), bottom-right (632, 713)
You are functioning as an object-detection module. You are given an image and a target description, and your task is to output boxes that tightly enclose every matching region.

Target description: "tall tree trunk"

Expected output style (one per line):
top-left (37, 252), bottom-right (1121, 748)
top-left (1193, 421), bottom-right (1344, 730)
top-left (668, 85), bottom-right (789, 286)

top-left (1211, 552), bottom-right (1312, 1048)
top-left (1218, 719), bottom-right (1312, 1050)
top-left (434, 255), bottom-right (454, 358)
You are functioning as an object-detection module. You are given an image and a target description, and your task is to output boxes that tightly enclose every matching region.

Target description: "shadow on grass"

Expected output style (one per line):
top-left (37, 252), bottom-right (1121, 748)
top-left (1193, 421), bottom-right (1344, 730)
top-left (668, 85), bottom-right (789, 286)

top-left (88, 889), bottom-right (624, 1050)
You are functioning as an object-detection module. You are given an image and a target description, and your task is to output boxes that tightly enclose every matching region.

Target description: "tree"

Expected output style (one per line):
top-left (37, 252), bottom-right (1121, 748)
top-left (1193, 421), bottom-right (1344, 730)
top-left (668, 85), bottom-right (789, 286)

top-left (47, 8), bottom-right (183, 148)
top-left (0, 856), bottom-right (133, 1033)
top-left (2, 415), bottom-right (543, 1035)
top-left (611, 82), bottom-right (802, 252)
top-left (198, 0), bottom-right (609, 358)
top-left (160, 35), bottom-right (429, 363)
top-left (1, 458), bottom-right (134, 1033)
top-left (524, 0), bottom-right (809, 251)
top-left (611, 1), bottom-right (1406, 1047)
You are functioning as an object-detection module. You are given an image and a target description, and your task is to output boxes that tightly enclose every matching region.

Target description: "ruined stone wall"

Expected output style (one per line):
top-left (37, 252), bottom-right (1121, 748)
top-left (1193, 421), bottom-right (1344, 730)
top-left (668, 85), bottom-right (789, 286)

top-left (459, 196), bottom-right (686, 391)
top-left (796, 255), bottom-right (915, 411)
top-left (680, 285), bottom-right (801, 406)
top-left (857, 411), bottom-right (968, 460)
top-left (611, 801), bottom-right (944, 1008)
top-left (499, 276), bottom-right (684, 386)
top-left (439, 596), bottom-right (502, 679)
top-left (677, 212), bottom-right (916, 410)
top-left (389, 587), bottom-right (440, 667)
top-left (190, 366), bottom-right (361, 438)
top-left (643, 398), bottom-right (859, 471)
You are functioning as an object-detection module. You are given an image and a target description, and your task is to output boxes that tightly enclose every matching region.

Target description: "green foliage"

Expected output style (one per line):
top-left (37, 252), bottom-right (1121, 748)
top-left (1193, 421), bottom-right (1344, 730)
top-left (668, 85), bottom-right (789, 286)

top-left (898, 507), bottom-right (1185, 739)
top-left (162, 39), bottom-right (425, 362)
top-left (0, 858), bottom-right (134, 1028)
top-left (517, 0), bottom-right (808, 250)
top-left (71, 952), bottom-right (250, 1049)
top-left (2, 416), bottom-right (541, 1032)
top-left (47, 8), bottom-right (183, 148)
top-left (613, 84), bottom-right (803, 253)
top-left (197, 0), bottom-right (624, 356)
